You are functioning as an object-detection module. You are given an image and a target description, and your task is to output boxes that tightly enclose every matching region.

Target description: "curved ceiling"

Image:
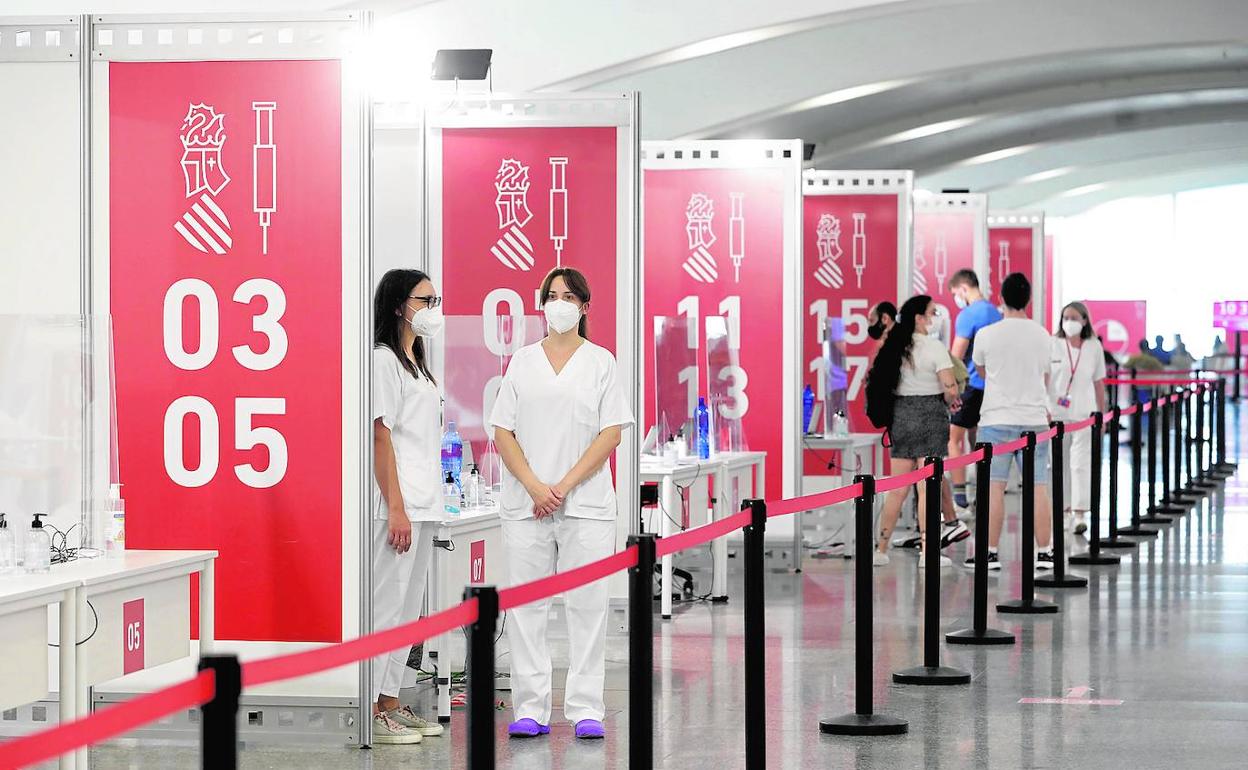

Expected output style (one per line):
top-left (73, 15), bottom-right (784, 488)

top-left (9, 0), bottom-right (1248, 213)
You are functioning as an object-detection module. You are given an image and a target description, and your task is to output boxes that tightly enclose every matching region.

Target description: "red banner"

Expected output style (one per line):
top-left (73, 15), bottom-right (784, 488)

top-left (989, 226), bottom-right (1036, 315)
top-left (439, 127), bottom-right (620, 460)
top-left (643, 167), bottom-right (787, 495)
top-left (1084, 300), bottom-right (1148, 358)
top-left (912, 209), bottom-right (978, 319)
top-left (109, 61), bottom-right (343, 642)
top-left (802, 193), bottom-right (900, 470)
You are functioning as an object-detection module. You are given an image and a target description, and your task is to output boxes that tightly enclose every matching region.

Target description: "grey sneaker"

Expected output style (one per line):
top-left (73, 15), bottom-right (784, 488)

top-left (373, 712), bottom-right (422, 744)
top-left (389, 706), bottom-right (444, 737)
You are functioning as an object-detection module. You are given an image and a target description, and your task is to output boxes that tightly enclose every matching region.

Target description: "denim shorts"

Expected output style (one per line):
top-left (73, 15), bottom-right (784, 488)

top-left (977, 424), bottom-right (1050, 484)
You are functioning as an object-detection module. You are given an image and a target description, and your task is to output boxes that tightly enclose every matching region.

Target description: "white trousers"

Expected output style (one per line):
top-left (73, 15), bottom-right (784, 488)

top-left (371, 517), bottom-right (436, 701)
top-left (1066, 427), bottom-right (1092, 512)
top-left (502, 515), bottom-right (615, 725)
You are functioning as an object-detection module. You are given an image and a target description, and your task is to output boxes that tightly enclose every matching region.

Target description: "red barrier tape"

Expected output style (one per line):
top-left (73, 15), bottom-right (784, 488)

top-left (657, 510), bottom-right (754, 558)
top-left (498, 548), bottom-right (638, 611)
top-left (243, 600), bottom-right (478, 688)
top-left (0, 670), bottom-right (214, 770)
top-left (765, 482), bottom-right (863, 519)
top-left (876, 465), bottom-right (935, 493)
top-left (1121, 404), bottom-right (1139, 416)
top-left (995, 435), bottom-right (1029, 454)
top-left (1067, 416), bottom-right (1097, 433)
top-left (1107, 377), bottom-right (1214, 386)
top-left (945, 447), bottom-right (987, 472)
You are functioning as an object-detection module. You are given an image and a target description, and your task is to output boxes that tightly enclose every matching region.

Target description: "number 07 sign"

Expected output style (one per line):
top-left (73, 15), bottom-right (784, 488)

top-left (106, 60), bottom-right (346, 643)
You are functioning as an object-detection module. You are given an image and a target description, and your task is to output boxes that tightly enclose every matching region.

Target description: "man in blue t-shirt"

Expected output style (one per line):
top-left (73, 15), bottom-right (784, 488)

top-left (947, 269), bottom-right (1002, 508)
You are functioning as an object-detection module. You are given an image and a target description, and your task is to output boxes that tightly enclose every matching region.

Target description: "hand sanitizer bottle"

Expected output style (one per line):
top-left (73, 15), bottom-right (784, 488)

top-left (443, 472), bottom-right (462, 517)
top-left (0, 514), bottom-right (18, 575)
top-left (25, 513), bottom-right (52, 574)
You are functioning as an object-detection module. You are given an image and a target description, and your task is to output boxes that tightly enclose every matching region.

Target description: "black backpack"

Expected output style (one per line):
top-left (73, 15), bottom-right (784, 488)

top-left (864, 370), bottom-right (896, 431)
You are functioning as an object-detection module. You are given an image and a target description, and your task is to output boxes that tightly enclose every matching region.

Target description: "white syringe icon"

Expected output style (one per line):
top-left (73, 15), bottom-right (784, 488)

top-left (729, 193), bottom-right (745, 282)
top-left (252, 102), bottom-right (277, 255)
top-left (934, 231), bottom-right (948, 294)
top-left (549, 157), bottom-right (568, 267)
top-left (851, 213), bottom-right (867, 289)
top-left (997, 240), bottom-right (1011, 280)
top-left (913, 234), bottom-right (928, 293)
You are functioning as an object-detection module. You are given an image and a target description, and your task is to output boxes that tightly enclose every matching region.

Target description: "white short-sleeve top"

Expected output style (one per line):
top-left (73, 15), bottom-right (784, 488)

top-left (895, 333), bottom-right (954, 397)
top-left (489, 340), bottom-right (634, 521)
top-left (372, 346), bottom-right (443, 522)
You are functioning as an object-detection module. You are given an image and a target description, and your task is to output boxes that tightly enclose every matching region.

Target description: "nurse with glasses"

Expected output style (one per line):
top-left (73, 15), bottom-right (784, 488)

top-left (490, 267), bottom-right (633, 741)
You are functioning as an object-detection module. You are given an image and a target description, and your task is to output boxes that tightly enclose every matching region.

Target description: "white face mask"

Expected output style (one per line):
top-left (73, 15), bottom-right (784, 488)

top-left (544, 299), bottom-right (582, 335)
top-left (1062, 319), bottom-right (1084, 339)
top-left (408, 306), bottom-right (445, 338)
top-left (954, 293), bottom-right (968, 310)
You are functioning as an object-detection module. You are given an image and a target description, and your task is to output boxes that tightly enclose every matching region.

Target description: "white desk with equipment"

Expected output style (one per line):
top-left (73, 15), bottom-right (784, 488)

top-left (0, 573), bottom-right (80, 715)
top-left (799, 433), bottom-right (884, 559)
top-left (640, 451), bottom-right (766, 618)
top-left (0, 549), bottom-right (217, 770)
top-left (419, 503), bottom-right (505, 722)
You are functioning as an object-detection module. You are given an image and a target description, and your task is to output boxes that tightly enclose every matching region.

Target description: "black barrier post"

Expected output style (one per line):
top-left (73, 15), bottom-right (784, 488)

top-left (1071, 413), bottom-right (1121, 566)
top-left (199, 655), bottom-right (241, 770)
top-left (1193, 384), bottom-right (1219, 491)
top-left (1170, 390), bottom-right (1198, 505)
top-left (1140, 397), bottom-right (1174, 525)
top-left (1235, 333), bottom-right (1243, 402)
top-left (628, 534), bottom-right (656, 770)
top-left (1096, 409), bottom-right (1134, 550)
top-left (465, 586), bottom-right (497, 770)
top-left (949, 444), bottom-right (1015, 645)
top-left (998, 432), bottom-right (1058, 614)
top-left (743, 498), bottom-right (767, 768)
top-left (1116, 399), bottom-right (1158, 538)
top-left (1037, 422), bottom-right (1087, 588)
top-left (894, 458), bottom-right (971, 684)
top-left (1214, 378), bottom-right (1237, 474)
top-left (1154, 392), bottom-right (1185, 514)
top-left (821, 477), bottom-right (909, 735)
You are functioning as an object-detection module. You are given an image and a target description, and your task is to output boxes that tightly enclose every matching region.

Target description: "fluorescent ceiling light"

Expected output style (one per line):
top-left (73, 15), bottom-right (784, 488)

top-left (866, 116), bottom-right (983, 148)
top-left (788, 79), bottom-right (915, 112)
top-left (1016, 167), bottom-right (1076, 185)
top-left (957, 144), bottom-right (1037, 167)
top-left (1059, 182), bottom-right (1108, 198)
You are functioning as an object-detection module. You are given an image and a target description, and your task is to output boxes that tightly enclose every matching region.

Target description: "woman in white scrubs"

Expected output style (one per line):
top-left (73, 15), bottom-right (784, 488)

top-left (370, 269), bottom-right (447, 745)
top-left (490, 267), bottom-right (633, 741)
top-left (1050, 301), bottom-right (1107, 535)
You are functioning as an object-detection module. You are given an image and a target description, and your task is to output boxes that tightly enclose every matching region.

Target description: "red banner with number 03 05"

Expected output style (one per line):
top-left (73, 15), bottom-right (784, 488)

top-left (108, 61), bottom-right (344, 643)
top-left (643, 167), bottom-right (787, 496)
top-left (437, 127), bottom-right (620, 460)
top-left (801, 192), bottom-right (903, 472)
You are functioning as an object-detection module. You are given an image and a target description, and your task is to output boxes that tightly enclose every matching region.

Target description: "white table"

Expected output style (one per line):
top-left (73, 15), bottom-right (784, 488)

top-left (0, 573), bottom-right (80, 719)
top-left (33, 550), bottom-right (217, 770)
top-left (799, 433), bottom-right (884, 560)
top-left (419, 504), bottom-right (505, 722)
top-left (640, 452), bottom-right (766, 618)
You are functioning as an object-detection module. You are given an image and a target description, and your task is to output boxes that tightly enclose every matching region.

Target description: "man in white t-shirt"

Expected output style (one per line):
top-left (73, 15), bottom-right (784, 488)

top-left (966, 273), bottom-right (1055, 571)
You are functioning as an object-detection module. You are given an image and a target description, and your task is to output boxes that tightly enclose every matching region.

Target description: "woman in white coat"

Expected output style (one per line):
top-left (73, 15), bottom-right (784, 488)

top-left (369, 269), bottom-right (447, 745)
top-left (1050, 301), bottom-right (1107, 535)
top-left (489, 267), bottom-right (633, 741)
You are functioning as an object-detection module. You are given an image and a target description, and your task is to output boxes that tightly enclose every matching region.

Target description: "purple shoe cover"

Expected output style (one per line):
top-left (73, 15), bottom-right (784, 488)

top-left (508, 718), bottom-right (550, 737)
top-left (575, 719), bottom-right (605, 739)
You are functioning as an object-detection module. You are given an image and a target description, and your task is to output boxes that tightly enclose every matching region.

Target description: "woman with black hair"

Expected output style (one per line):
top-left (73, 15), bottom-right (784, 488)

top-left (369, 269), bottom-right (446, 745)
top-left (867, 295), bottom-right (963, 567)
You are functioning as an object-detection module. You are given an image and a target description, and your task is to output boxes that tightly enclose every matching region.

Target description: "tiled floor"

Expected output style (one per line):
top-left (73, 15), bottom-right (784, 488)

top-left (53, 409), bottom-right (1248, 768)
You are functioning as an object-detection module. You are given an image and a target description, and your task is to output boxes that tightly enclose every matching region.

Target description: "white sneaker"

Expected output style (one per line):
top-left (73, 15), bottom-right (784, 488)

top-left (919, 551), bottom-right (953, 568)
top-left (955, 506), bottom-right (975, 523)
top-left (373, 712), bottom-right (422, 744)
top-left (389, 706), bottom-right (444, 737)
top-left (872, 550), bottom-right (890, 567)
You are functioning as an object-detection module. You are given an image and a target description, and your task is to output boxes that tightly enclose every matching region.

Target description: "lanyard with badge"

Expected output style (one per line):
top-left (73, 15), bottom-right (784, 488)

top-left (1058, 339), bottom-right (1082, 409)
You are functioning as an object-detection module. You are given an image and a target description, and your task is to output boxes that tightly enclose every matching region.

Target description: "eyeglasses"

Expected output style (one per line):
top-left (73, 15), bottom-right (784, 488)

top-left (408, 295), bottom-right (442, 309)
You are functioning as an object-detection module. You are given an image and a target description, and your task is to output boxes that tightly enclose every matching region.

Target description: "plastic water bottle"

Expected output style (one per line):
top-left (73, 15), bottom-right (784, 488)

top-left (803, 385), bottom-right (815, 434)
top-left (443, 472), bottom-right (461, 517)
top-left (833, 410), bottom-right (850, 437)
top-left (441, 421), bottom-right (464, 488)
top-left (24, 513), bottom-right (51, 574)
top-left (696, 397), bottom-right (711, 459)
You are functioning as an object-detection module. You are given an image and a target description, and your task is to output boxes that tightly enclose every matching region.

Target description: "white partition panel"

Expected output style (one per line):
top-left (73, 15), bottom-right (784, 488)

top-left (86, 12), bottom-right (370, 745)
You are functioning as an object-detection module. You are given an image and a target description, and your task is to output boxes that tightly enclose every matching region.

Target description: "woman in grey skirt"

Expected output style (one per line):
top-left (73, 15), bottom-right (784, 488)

top-left (867, 295), bottom-right (963, 567)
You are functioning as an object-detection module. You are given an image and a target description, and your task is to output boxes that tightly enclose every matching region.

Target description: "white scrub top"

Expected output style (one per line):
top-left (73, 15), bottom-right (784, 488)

top-left (372, 345), bottom-right (443, 522)
top-left (1049, 336), bottom-right (1107, 419)
top-left (489, 340), bottom-right (634, 521)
